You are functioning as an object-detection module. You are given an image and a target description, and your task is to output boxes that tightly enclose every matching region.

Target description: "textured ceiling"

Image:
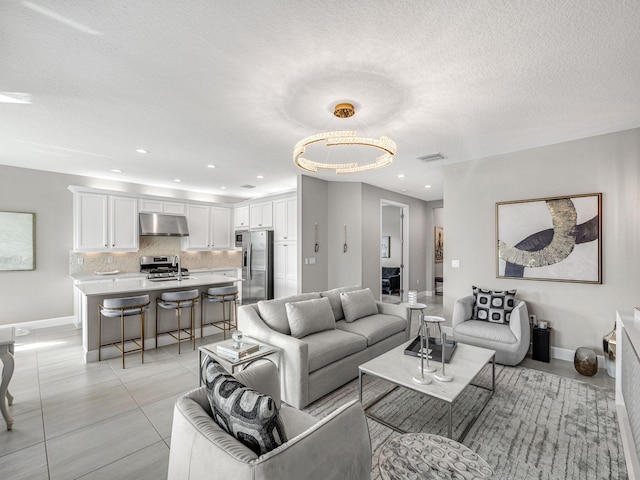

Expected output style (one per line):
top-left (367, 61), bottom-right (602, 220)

top-left (1, 0), bottom-right (639, 202)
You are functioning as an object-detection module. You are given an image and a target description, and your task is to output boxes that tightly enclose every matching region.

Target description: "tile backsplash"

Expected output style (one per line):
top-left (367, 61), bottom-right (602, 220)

top-left (69, 236), bottom-right (241, 275)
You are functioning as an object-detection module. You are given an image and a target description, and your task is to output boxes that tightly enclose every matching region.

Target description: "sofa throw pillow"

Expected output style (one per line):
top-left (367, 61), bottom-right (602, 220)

top-left (257, 292), bottom-right (321, 335)
top-left (340, 288), bottom-right (378, 323)
top-left (472, 286), bottom-right (517, 324)
top-left (285, 297), bottom-right (336, 338)
top-left (203, 356), bottom-right (288, 456)
top-left (320, 285), bottom-right (361, 321)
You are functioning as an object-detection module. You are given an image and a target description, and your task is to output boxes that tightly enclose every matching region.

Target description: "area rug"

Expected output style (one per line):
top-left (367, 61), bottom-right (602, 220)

top-left (303, 364), bottom-right (627, 479)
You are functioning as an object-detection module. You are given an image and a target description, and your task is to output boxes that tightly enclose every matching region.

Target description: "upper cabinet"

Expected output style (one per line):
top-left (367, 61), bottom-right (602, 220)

top-left (234, 206), bottom-right (249, 230)
top-left (138, 199), bottom-right (186, 215)
top-left (182, 204), bottom-right (231, 251)
top-left (74, 192), bottom-right (138, 252)
top-left (250, 201), bottom-right (273, 229)
top-left (273, 197), bottom-right (297, 242)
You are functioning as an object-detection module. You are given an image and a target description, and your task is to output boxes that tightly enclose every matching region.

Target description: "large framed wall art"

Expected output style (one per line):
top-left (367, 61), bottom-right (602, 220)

top-left (496, 193), bottom-right (601, 283)
top-left (0, 211), bottom-right (36, 271)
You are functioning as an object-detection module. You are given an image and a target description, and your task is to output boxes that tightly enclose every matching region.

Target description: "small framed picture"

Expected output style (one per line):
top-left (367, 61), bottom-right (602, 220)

top-left (381, 236), bottom-right (390, 258)
top-left (0, 211), bottom-right (36, 271)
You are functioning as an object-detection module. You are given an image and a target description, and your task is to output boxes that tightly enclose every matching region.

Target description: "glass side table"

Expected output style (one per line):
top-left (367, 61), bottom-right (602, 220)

top-left (198, 338), bottom-right (280, 385)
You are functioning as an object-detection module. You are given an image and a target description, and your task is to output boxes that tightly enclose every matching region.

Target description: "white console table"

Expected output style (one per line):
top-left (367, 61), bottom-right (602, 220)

top-left (616, 310), bottom-right (640, 479)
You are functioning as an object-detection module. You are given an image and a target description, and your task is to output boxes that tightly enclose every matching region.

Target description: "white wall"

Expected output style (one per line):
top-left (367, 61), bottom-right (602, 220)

top-left (298, 175), bottom-right (329, 293)
top-left (328, 182), bottom-right (362, 289)
top-left (381, 205), bottom-right (402, 268)
top-left (443, 127), bottom-right (640, 353)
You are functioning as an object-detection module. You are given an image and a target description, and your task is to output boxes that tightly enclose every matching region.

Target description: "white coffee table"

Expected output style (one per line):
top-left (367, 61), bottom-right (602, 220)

top-left (359, 339), bottom-right (495, 442)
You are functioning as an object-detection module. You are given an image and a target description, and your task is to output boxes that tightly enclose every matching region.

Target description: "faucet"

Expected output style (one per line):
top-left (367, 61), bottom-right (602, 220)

top-left (172, 255), bottom-right (182, 282)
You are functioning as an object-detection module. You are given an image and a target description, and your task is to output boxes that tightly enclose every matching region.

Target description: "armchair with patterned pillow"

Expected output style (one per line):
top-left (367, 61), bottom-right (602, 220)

top-left (452, 286), bottom-right (530, 366)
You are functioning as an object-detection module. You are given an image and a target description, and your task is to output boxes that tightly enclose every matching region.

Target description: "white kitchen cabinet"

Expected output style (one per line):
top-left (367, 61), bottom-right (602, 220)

top-left (182, 204), bottom-right (231, 251)
top-left (74, 192), bottom-right (138, 252)
top-left (274, 197), bottom-right (297, 242)
top-left (139, 199), bottom-right (186, 215)
top-left (234, 205), bottom-right (249, 230)
top-left (250, 201), bottom-right (273, 229)
top-left (274, 242), bottom-right (297, 298)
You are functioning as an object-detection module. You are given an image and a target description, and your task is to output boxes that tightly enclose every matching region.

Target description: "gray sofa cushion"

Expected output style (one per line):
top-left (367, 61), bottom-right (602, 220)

top-left (305, 329), bottom-right (367, 373)
top-left (203, 357), bottom-right (288, 456)
top-left (340, 288), bottom-right (378, 323)
top-left (455, 319), bottom-right (518, 344)
top-left (320, 285), bottom-right (361, 321)
top-left (286, 297), bottom-right (336, 338)
top-left (336, 313), bottom-right (406, 347)
top-left (257, 292), bottom-right (321, 334)
top-left (472, 286), bottom-right (517, 324)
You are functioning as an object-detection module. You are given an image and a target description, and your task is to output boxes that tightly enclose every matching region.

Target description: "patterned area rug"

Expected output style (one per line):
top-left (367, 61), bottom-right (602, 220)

top-left (303, 364), bottom-right (627, 479)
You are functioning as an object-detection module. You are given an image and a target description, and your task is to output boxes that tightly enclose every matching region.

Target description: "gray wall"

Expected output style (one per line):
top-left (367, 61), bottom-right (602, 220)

top-left (298, 175), bottom-right (329, 293)
top-left (443, 127), bottom-right (640, 353)
top-left (328, 182), bottom-right (363, 289)
top-left (0, 165), bottom-right (239, 326)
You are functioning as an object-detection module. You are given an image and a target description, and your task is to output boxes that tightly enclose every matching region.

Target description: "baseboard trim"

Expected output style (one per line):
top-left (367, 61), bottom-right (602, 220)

top-left (4, 315), bottom-right (77, 331)
top-left (551, 346), bottom-right (605, 368)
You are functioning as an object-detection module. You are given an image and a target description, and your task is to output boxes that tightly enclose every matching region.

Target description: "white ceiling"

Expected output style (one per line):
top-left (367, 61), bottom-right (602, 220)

top-left (1, 1), bottom-right (639, 203)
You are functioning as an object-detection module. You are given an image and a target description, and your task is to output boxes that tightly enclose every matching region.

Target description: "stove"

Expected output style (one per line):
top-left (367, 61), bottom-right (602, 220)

top-left (140, 255), bottom-right (189, 281)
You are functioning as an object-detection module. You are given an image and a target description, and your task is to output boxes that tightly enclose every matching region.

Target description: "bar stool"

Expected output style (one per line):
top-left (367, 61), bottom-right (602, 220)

top-left (98, 295), bottom-right (150, 369)
top-left (200, 286), bottom-right (239, 339)
top-left (156, 289), bottom-right (199, 353)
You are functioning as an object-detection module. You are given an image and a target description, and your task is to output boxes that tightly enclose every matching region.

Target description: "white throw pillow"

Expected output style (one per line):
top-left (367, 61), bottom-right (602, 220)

top-left (340, 288), bottom-right (378, 323)
top-left (285, 297), bottom-right (336, 338)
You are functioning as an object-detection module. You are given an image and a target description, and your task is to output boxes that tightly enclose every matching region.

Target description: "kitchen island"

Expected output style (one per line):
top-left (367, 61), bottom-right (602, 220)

top-left (75, 274), bottom-right (242, 363)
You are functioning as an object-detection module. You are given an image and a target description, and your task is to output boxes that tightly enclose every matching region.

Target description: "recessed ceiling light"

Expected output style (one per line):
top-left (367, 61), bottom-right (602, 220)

top-left (173, 178), bottom-right (181, 183)
top-left (401, 189), bottom-right (408, 193)
top-left (110, 169), bottom-right (123, 173)
top-left (256, 175), bottom-right (264, 179)
top-left (220, 186), bottom-right (227, 190)
top-left (136, 148), bottom-right (149, 154)
top-left (207, 164), bottom-right (216, 169)
top-left (424, 185), bottom-right (431, 189)
top-left (397, 174), bottom-right (405, 178)
top-left (0, 92), bottom-right (32, 104)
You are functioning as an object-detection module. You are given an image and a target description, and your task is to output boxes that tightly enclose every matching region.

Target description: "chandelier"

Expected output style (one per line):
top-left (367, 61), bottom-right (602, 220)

top-left (293, 103), bottom-right (397, 174)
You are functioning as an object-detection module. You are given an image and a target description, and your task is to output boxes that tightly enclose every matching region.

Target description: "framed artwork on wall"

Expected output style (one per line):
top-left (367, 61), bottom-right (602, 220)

top-left (0, 211), bottom-right (36, 271)
top-left (434, 227), bottom-right (444, 263)
top-left (381, 236), bottom-right (390, 258)
top-left (496, 193), bottom-right (601, 283)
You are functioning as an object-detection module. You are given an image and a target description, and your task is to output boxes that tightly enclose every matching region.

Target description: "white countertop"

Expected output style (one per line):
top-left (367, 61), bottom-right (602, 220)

top-left (71, 267), bottom-right (240, 283)
top-left (75, 274), bottom-right (241, 296)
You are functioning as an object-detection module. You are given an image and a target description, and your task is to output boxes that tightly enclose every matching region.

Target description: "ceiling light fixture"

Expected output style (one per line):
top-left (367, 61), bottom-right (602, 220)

top-left (425, 185), bottom-right (432, 189)
top-left (207, 164), bottom-right (216, 169)
top-left (220, 186), bottom-right (227, 190)
top-left (397, 174), bottom-right (405, 178)
top-left (0, 92), bottom-right (32, 104)
top-left (136, 148), bottom-right (149, 154)
top-left (173, 178), bottom-right (181, 183)
top-left (293, 103), bottom-right (396, 174)
top-left (110, 169), bottom-right (123, 173)
top-left (256, 175), bottom-right (264, 179)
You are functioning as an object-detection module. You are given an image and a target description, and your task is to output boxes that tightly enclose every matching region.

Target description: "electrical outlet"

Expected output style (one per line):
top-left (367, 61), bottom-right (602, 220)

top-left (77, 257), bottom-right (84, 265)
top-left (530, 314), bottom-right (537, 324)
top-left (452, 259), bottom-right (460, 268)
top-left (107, 256), bottom-right (113, 264)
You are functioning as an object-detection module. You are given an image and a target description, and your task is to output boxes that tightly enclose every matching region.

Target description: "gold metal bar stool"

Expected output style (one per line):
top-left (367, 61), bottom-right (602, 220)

top-left (200, 286), bottom-right (239, 339)
top-left (156, 289), bottom-right (199, 354)
top-left (98, 295), bottom-right (150, 369)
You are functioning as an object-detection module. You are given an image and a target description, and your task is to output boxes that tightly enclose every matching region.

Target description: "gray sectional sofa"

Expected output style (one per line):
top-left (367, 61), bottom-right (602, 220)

top-left (238, 286), bottom-right (410, 409)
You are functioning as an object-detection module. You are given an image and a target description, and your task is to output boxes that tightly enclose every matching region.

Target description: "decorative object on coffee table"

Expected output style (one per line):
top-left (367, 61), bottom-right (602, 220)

top-left (434, 332), bottom-right (453, 382)
top-left (602, 323), bottom-right (616, 378)
top-left (574, 347), bottom-right (598, 376)
top-left (413, 317), bottom-right (434, 385)
top-left (378, 433), bottom-right (493, 480)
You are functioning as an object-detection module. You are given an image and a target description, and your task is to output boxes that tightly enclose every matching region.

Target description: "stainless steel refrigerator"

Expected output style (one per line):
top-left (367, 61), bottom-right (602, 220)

top-left (242, 230), bottom-right (274, 304)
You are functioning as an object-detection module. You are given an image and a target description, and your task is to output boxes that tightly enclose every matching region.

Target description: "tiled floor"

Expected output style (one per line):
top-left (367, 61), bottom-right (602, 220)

top-left (0, 296), bottom-right (613, 479)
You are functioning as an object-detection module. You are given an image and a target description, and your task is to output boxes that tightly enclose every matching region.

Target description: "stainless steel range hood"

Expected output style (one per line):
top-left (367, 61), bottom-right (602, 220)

top-left (139, 212), bottom-right (189, 236)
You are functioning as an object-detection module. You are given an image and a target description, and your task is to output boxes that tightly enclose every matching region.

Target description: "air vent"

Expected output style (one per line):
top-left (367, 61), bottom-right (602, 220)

top-left (241, 184), bottom-right (256, 189)
top-left (417, 152), bottom-right (446, 162)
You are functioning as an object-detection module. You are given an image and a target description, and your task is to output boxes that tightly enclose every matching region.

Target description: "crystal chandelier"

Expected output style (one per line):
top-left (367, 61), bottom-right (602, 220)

top-left (293, 103), bottom-right (397, 174)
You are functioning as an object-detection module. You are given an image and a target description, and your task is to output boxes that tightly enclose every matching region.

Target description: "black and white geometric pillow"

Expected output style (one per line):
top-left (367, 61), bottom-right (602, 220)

top-left (472, 286), bottom-right (517, 324)
top-left (203, 356), bottom-right (288, 455)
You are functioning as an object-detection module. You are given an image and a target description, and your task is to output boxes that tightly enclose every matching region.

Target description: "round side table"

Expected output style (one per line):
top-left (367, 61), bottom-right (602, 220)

top-left (378, 433), bottom-right (493, 480)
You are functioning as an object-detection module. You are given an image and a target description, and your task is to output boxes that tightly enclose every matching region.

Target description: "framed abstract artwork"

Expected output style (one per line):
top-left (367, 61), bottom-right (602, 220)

top-left (434, 226), bottom-right (444, 263)
top-left (381, 236), bottom-right (390, 258)
top-left (496, 193), bottom-right (601, 283)
top-left (0, 211), bottom-right (36, 271)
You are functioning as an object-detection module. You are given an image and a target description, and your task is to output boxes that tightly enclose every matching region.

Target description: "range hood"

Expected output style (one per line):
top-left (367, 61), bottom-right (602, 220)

top-left (139, 212), bottom-right (189, 236)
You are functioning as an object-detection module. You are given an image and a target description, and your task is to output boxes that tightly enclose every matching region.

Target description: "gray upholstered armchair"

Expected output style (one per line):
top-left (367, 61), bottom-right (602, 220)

top-left (452, 295), bottom-right (530, 366)
top-left (168, 361), bottom-right (372, 480)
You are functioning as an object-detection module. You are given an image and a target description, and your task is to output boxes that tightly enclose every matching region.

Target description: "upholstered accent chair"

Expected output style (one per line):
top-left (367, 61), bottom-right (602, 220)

top-left (381, 267), bottom-right (400, 295)
top-left (452, 293), bottom-right (530, 366)
top-left (168, 361), bottom-right (372, 480)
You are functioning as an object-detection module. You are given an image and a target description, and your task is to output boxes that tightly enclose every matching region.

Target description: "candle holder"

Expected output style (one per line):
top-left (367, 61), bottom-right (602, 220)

top-left (434, 332), bottom-right (453, 382)
top-left (413, 315), bottom-right (434, 384)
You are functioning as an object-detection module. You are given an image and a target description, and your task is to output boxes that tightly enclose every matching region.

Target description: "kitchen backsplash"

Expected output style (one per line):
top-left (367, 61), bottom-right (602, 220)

top-left (69, 236), bottom-right (241, 276)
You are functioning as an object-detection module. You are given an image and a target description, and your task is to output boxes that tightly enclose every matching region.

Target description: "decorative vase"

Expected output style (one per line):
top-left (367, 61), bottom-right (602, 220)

top-left (602, 323), bottom-right (617, 378)
top-left (574, 347), bottom-right (598, 376)
top-left (232, 330), bottom-right (243, 349)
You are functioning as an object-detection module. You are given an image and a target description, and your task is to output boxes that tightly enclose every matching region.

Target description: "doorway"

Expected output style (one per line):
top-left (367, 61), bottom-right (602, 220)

top-left (380, 200), bottom-right (409, 303)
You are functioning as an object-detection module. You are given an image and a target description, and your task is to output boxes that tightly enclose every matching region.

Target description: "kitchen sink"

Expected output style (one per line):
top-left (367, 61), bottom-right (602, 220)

top-left (147, 276), bottom-right (196, 282)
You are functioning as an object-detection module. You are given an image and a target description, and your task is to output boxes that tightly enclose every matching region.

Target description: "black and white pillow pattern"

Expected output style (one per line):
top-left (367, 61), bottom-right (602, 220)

top-left (472, 286), bottom-right (517, 324)
top-left (203, 356), bottom-right (287, 455)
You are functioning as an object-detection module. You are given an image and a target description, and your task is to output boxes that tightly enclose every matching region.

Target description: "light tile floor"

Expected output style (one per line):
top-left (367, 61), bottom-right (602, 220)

top-left (0, 296), bottom-right (613, 479)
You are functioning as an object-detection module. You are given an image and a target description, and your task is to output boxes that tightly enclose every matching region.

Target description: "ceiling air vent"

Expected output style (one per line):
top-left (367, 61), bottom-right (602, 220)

top-left (241, 184), bottom-right (256, 189)
top-left (417, 152), bottom-right (446, 162)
